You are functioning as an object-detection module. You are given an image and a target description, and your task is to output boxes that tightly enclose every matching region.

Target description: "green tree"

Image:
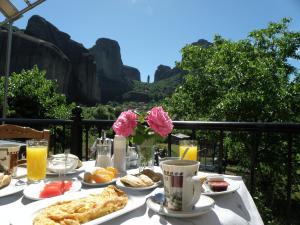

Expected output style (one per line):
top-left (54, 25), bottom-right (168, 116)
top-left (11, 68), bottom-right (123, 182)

top-left (166, 18), bottom-right (300, 123)
top-left (0, 66), bottom-right (74, 119)
top-left (165, 18), bottom-right (300, 224)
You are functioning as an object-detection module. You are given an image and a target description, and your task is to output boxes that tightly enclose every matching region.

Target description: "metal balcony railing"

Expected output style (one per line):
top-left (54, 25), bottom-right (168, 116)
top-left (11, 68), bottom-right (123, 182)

top-left (0, 106), bottom-right (299, 225)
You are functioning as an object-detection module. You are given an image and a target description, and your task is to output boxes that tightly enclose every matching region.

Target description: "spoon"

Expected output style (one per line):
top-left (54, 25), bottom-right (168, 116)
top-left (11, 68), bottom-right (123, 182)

top-left (180, 147), bottom-right (189, 160)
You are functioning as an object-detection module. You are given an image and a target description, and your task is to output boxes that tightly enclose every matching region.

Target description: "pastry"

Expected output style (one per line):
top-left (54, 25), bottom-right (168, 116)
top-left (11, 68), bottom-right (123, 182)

top-left (138, 174), bottom-right (154, 186)
top-left (139, 169), bottom-right (161, 182)
top-left (83, 172), bottom-right (93, 183)
top-left (0, 172), bottom-right (11, 189)
top-left (120, 174), bottom-right (145, 187)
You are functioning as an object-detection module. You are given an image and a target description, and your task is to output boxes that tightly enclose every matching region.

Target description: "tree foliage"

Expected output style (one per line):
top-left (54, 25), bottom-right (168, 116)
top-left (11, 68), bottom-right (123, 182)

top-left (0, 66), bottom-right (74, 119)
top-left (165, 18), bottom-right (300, 224)
top-left (166, 18), bottom-right (300, 123)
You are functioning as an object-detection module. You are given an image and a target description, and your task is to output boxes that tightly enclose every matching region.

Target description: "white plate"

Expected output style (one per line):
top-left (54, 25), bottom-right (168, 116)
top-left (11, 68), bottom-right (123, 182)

top-left (147, 192), bottom-right (214, 218)
top-left (46, 166), bottom-right (85, 176)
top-left (10, 187), bottom-right (146, 225)
top-left (116, 178), bottom-right (161, 191)
top-left (0, 178), bottom-right (26, 198)
top-left (79, 167), bottom-right (118, 187)
top-left (81, 178), bottom-right (117, 187)
top-left (201, 178), bottom-right (240, 196)
top-left (23, 179), bottom-right (82, 200)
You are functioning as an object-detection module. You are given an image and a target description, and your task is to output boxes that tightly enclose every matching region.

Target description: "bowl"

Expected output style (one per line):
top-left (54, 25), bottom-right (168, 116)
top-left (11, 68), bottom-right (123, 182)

top-left (47, 154), bottom-right (79, 174)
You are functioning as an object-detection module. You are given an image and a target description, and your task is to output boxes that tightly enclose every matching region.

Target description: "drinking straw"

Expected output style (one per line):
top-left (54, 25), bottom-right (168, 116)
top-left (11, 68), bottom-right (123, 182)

top-left (180, 147), bottom-right (189, 160)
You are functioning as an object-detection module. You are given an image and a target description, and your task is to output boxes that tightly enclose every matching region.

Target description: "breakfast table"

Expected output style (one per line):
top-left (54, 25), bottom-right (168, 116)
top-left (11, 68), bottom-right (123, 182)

top-left (0, 160), bottom-right (264, 225)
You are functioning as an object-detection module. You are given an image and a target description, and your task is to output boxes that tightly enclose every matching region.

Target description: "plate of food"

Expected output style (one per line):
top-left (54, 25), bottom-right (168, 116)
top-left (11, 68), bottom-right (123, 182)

top-left (116, 169), bottom-right (162, 191)
top-left (80, 167), bottom-right (118, 187)
top-left (10, 185), bottom-right (145, 225)
top-left (23, 178), bottom-right (82, 200)
top-left (0, 173), bottom-right (25, 197)
top-left (201, 175), bottom-right (240, 196)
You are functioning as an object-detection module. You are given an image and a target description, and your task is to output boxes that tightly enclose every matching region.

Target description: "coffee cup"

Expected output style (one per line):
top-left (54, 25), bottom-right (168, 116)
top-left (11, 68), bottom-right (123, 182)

top-left (160, 159), bottom-right (202, 211)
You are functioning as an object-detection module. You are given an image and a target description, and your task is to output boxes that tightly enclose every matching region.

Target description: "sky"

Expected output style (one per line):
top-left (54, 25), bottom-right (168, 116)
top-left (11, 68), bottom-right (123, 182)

top-left (1, 0), bottom-right (300, 82)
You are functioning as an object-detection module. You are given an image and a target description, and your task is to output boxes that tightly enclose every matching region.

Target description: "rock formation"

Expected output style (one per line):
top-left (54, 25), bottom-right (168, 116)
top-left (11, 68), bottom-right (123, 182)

top-left (0, 27), bottom-right (71, 96)
top-left (1, 15), bottom-right (209, 105)
top-left (25, 15), bottom-right (100, 105)
top-left (192, 39), bottom-right (212, 48)
top-left (122, 65), bottom-right (140, 81)
top-left (153, 39), bottom-right (211, 83)
top-left (89, 38), bottom-right (140, 103)
top-left (154, 65), bottom-right (184, 82)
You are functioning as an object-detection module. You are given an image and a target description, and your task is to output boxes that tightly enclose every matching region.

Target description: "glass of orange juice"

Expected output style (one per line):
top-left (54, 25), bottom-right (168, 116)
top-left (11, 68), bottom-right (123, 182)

top-left (179, 140), bottom-right (198, 160)
top-left (26, 139), bottom-right (48, 183)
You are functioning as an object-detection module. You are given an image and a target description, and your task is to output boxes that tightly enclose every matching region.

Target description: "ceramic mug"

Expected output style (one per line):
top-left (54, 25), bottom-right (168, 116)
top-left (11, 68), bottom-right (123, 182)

top-left (160, 159), bottom-right (201, 211)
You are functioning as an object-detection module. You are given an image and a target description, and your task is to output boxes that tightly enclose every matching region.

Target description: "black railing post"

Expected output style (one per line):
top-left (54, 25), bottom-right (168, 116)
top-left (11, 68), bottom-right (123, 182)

top-left (167, 134), bottom-right (172, 156)
top-left (191, 129), bottom-right (196, 139)
top-left (286, 133), bottom-right (293, 225)
top-left (71, 106), bottom-right (83, 159)
top-left (85, 125), bottom-right (90, 161)
top-left (53, 126), bottom-right (57, 154)
top-left (250, 131), bottom-right (261, 195)
top-left (218, 130), bottom-right (224, 174)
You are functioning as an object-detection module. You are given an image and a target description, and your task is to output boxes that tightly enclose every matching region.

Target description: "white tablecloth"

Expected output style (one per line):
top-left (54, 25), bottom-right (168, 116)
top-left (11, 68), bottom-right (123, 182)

top-left (0, 161), bottom-right (264, 225)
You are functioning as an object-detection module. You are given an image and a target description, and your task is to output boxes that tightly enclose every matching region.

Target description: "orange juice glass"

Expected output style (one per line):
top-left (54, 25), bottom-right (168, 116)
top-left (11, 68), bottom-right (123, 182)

top-left (26, 139), bottom-right (48, 182)
top-left (179, 140), bottom-right (198, 160)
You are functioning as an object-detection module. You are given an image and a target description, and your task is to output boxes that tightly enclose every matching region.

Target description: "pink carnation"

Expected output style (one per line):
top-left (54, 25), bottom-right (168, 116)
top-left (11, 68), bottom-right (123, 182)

top-left (146, 106), bottom-right (173, 137)
top-left (113, 110), bottom-right (138, 137)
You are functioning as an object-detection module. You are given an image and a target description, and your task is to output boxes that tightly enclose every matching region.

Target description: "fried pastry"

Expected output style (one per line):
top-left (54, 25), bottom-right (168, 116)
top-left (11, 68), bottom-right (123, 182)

top-left (139, 169), bottom-right (161, 182)
top-left (120, 174), bottom-right (145, 187)
top-left (137, 174), bottom-right (154, 186)
top-left (33, 185), bottom-right (128, 225)
top-left (0, 173), bottom-right (11, 189)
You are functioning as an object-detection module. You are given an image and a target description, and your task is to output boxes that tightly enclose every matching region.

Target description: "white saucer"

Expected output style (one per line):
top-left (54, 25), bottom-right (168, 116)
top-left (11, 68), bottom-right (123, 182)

top-left (0, 178), bottom-right (26, 197)
top-left (202, 178), bottom-right (240, 196)
top-left (146, 193), bottom-right (214, 218)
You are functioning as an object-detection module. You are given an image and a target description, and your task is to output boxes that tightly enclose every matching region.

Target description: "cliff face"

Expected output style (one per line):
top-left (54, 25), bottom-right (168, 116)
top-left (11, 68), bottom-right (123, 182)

top-left (89, 38), bottom-right (140, 103)
top-left (122, 65), bottom-right (140, 81)
top-left (154, 65), bottom-right (184, 82)
top-left (25, 15), bottom-right (100, 105)
top-left (153, 39), bottom-right (211, 83)
top-left (0, 27), bottom-right (71, 95)
top-left (1, 15), bottom-right (208, 105)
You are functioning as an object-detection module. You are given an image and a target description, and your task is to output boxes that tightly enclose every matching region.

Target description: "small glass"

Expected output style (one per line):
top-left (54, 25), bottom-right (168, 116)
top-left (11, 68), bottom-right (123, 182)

top-left (179, 140), bottom-right (198, 160)
top-left (95, 144), bottom-right (112, 168)
top-left (26, 139), bottom-right (48, 183)
top-left (126, 146), bottom-right (138, 169)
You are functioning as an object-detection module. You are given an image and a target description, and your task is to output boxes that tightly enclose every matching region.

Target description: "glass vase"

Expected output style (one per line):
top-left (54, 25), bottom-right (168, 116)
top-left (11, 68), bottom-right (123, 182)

top-left (136, 138), bottom-right (155, 172)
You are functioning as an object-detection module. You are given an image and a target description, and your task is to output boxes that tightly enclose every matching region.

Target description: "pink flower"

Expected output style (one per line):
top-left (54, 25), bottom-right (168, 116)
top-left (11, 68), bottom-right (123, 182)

top-left (146, 106), bottom-right (173, 137)
top-left (113, 110), bottom-right (138, 137)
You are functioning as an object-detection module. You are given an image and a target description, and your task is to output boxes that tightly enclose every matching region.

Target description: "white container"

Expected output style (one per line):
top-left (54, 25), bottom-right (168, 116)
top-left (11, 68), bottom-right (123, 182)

top-left (113, 135), bottom-right (126, 173)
